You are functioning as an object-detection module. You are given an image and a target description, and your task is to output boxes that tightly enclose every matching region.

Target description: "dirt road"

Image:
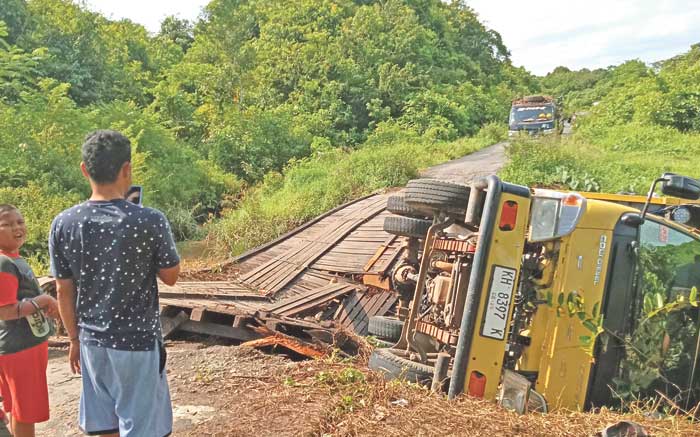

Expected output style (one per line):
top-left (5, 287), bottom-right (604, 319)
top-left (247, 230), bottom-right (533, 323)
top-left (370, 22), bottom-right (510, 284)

top-left (40, 341), bottom-right (297, 436)
top-left (420, 141), bottom-right (506, 184)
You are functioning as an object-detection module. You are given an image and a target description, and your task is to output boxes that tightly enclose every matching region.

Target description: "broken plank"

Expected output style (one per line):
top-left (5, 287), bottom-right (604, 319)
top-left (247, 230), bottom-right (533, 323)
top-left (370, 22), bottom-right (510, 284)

top-left (190, 307), bottom-right (206, 322)
top-left (264, 283), bottom-right (355, 317)
top-left (177, 320), bottom-right (261, 342)
top-left (161, 311), bottom-right (189, 338)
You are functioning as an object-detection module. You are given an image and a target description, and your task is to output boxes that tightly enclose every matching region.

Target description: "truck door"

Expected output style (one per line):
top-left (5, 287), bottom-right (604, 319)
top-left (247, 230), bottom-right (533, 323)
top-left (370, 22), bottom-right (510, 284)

top-left (588, 217), bottom-right (700, 409)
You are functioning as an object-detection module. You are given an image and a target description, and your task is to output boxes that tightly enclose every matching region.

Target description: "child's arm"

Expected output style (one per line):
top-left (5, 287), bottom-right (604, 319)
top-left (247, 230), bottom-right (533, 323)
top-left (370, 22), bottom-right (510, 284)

top-left (0, 267), bottom-right (59, 321)
top-left (0, 295), bottom-right (57, 321)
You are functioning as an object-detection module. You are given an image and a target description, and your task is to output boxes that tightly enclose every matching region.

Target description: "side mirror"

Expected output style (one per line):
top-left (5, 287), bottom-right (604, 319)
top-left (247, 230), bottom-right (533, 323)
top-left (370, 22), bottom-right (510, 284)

top-left (661, 173), bottom-right (700, 200)
top-left (621, 214), bottom-right (643, 227)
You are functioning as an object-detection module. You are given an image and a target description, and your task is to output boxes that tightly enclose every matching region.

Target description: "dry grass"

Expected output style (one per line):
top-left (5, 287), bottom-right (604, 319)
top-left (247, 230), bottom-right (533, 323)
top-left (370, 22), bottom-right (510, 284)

top-left (321, 375), bottom-right (700, 436)
top-left (185, 347), bottom-right (700, 437)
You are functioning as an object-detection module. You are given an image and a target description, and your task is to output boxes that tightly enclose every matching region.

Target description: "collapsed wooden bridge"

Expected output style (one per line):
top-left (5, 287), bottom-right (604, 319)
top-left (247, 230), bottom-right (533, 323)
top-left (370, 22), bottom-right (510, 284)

top-left (158, 192), bottom-right (406, 354)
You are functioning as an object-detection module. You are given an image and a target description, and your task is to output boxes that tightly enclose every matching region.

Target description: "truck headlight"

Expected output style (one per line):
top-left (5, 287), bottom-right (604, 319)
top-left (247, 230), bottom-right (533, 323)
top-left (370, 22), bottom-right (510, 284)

top-left (529, 190), bottom-right (586, 242)
top-left (498, 370), bottom-right (531, 414)
top-left (672, 206), bottom-right (691, 224)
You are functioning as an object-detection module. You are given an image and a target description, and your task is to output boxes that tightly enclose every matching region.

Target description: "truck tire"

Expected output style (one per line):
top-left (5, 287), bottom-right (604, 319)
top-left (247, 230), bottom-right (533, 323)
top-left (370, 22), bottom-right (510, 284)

top-left (383, 216), bottom-right (431, 239)
top-left (523, 95), bottom-right (546, 103)
top-left (368, 316), bottom-right (404, 341)
top-left (368, 348), bottom-right (434, 385)
top-left (386, 195), bottom-right (425, 218)
top-left (404, 179), bottom-right (470, 219)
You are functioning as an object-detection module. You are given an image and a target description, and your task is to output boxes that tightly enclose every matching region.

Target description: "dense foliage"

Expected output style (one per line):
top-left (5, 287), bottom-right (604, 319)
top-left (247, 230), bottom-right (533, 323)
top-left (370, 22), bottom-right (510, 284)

top-left (1, 0), bottom-right (534, 267)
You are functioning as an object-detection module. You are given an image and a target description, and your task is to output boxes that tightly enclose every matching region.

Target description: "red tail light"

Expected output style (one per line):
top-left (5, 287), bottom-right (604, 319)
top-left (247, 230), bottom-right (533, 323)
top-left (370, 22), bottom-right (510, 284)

top-left (468, 371), bottom-right (486, 398)
top-left (499, 200), bottom-right (518, 231)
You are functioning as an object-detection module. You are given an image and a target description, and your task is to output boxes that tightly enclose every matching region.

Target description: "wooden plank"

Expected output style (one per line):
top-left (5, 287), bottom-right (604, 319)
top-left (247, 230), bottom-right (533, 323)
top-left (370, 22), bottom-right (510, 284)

top-left (178, 320), bottom-right (261, 342)
top-left (354, 292), bottom-right (398, 334)
top-left (161, 311), bottom-right (189, 338)
top-left (159, 298), bottom-right (258, 317)
top-left (344, 292), bottom-right (380, 326)
top-left (265, 283), bottom-right (344, 314)
top-left (346, 292), bottom-right (383, 333)
top-left (233, 193), bottom-right (380, 263)
top-left (190, 308), bottom-right (206, 322)
top-left (271, 285), bottom-right (355, 317)
top-left (240, 196), bottom-right (388, 296)
top-left (334, 291), bottom-right (363, 326)
top-left (363, 235), bottom-right (397, 272)
top-left (159, 291), bottom-right (268, 301)
top-left (377, 245), bottom-right (405, 275)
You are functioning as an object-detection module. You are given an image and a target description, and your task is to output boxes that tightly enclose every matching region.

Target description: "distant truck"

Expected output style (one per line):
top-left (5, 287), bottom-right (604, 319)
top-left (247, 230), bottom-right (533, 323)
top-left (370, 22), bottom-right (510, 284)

top-left (508, 95), bottom-right (558, 137)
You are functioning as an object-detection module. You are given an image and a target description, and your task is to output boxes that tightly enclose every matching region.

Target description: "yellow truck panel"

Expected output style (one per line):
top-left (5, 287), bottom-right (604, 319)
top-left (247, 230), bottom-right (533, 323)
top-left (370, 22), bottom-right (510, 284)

top-left (464, 192), bottom-right (531, 399)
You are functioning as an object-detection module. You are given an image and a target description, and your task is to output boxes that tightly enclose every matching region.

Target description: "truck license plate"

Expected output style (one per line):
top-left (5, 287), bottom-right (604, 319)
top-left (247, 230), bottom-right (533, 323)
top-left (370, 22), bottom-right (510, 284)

top-left (481, 265), bottom-right (517, 340)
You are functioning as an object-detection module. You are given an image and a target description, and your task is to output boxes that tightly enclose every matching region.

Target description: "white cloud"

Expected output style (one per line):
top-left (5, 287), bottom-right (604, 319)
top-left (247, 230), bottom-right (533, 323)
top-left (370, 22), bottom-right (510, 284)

top-left (467, 0), bottom-right (700, 74)
top-left (85, 0), bottom-right (209, 33)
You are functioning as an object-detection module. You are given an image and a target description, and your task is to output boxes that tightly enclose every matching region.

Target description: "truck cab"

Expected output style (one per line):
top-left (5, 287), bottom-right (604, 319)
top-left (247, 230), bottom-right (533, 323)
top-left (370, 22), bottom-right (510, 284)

top-left (508, 95), bottom-right (558, 137)
top-left (371, 174), bottom-right (700, 413)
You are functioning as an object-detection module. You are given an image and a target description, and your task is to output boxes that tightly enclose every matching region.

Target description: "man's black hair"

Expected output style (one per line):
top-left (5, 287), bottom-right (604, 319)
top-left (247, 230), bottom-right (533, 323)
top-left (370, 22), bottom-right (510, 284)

top-left (81, 130), bottom-right (131, 184)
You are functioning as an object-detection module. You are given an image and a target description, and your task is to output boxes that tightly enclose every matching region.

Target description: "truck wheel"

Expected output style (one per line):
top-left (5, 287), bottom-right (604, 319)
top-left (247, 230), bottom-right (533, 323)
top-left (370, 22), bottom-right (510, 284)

top-left (386, 195), bottom-right (425, 218)
top-left (368, 348), bottom-right (434, 385)
top-left (368, 316), bottom-right (404, 341)
top-left (383, 216), bottom-right (431, 239)
top-left (405, 179), bottom-right (470, 219)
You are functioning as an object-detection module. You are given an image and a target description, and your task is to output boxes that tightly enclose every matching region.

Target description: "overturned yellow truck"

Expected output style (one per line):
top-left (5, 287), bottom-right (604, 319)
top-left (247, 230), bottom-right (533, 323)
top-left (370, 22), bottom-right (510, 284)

top-left (369, 174), bottom-right (700, 413)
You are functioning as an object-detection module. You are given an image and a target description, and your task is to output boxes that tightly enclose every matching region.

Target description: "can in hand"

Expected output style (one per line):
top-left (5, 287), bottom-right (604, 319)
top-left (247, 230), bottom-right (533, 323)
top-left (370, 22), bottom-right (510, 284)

top-left (25, 299), bottom-right (51, 337)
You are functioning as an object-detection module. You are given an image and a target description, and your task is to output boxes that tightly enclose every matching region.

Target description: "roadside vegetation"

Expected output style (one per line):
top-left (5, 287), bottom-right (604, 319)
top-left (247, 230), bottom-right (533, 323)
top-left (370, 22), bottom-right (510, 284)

top-left (210, 123), bottom-right (504, 255)
top-left (1, 0), bottom-right (535, 269)
top-left (503, 46), bottom-right (700, 193)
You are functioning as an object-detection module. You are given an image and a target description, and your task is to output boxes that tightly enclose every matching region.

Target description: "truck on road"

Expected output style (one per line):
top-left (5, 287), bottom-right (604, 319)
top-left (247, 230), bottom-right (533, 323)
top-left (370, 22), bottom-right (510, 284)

top-left (508, 95), bottom-right (558, 137)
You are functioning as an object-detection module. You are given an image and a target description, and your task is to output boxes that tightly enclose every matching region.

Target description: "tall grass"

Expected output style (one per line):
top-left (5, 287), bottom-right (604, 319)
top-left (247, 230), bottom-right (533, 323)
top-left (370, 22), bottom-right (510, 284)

top-left (500, 121), bottom-right (700, 194)
top-left (210, 124), bottom-right (505, 256)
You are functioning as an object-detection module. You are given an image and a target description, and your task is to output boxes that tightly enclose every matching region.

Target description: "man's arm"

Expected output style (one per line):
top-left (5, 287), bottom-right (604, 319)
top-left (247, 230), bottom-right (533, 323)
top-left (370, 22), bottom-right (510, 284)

top-left (158, 264), bottom-right (180, 286)
top-left (56, 278), bottom-right (81, 374)
top-left (154, 211), bottom-right (181, 287)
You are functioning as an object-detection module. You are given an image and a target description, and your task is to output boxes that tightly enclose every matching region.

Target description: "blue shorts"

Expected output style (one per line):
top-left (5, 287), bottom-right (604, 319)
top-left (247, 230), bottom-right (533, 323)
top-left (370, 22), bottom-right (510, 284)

top-left (79, 341), bottom-right (172, 437)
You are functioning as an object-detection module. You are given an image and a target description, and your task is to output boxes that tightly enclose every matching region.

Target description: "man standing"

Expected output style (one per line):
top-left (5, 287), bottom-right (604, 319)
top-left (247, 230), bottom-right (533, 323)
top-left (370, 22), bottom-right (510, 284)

top-left (49, 130), bottom-right (180, 437)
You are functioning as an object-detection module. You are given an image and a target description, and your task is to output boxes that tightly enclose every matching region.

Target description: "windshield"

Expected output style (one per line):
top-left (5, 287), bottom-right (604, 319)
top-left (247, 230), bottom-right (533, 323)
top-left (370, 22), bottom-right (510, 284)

top-left (619, 219), bottom-right (700, 409)
top-left (510, 105), bottom-right (554, 124)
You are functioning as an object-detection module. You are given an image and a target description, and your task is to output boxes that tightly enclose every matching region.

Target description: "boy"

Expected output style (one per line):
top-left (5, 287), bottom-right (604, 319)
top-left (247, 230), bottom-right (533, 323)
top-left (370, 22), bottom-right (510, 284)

top-left (0, 204), bottom-right (59, 437)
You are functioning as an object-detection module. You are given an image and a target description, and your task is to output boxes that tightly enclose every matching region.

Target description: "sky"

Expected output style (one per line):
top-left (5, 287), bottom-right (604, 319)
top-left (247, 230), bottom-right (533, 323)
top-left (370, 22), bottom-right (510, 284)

top-left (86, 0), bottom-right (700, 76)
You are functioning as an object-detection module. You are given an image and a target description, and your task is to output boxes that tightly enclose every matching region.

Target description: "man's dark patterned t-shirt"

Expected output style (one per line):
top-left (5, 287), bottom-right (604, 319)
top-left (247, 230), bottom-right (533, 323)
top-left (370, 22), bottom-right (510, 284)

top-left (49, 200), bottom-right (180, 351)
